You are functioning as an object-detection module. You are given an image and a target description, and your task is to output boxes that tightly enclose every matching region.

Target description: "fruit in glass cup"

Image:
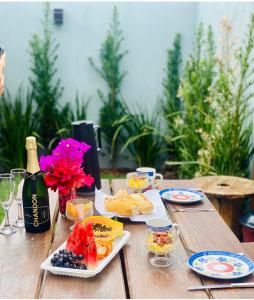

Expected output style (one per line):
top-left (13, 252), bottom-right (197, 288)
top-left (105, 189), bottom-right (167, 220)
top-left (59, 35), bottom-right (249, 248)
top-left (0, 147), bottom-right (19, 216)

top-left (146, 218), bottom-right (180, 267)
top-left (66, 198), bottom-right (93, 222)
top-left (146, 231), bottom-right (174, 254)
top-left (127, 172), bottom-right (149, 192)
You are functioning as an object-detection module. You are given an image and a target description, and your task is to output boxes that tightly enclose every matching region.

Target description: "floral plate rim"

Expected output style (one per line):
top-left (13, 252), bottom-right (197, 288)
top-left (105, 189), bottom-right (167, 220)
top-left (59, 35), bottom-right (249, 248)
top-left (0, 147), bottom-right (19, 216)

top-left (159, 188), bottom-right (205, 204)
top-left (187, 250), bottom-right (254, 279)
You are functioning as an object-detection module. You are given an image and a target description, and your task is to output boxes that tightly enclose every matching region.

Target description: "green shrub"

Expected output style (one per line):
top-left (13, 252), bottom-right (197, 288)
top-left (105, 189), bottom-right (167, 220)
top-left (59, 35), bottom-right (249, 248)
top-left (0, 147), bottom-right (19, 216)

top-left (162, 33), bottom-right (182, 117)
top-left (29, 3), bottom-right (89, 149)
top-left (113, 103), bottom-right (166, 168)
top-left (0, 89), bottom-right (37, 171)
top-left (89, 6), bottom-right (128, 163)
top-left (161, 33), bottom-right (182, 161)
top-left (0, 208), bottom-right (3, 223)
top-left (173, 24), bottom-right (216, 177)
top-left (29, 3), bottom-right (64, 149)
top-left (197, 15), bottom-right (254, 177)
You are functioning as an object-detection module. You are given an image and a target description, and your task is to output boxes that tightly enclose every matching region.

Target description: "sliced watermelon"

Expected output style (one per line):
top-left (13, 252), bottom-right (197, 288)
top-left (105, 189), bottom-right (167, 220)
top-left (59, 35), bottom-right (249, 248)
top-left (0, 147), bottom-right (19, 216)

top-left (85, 222), bottom-right (98, 268)
top-left (66, 221), bottom-right (98, 269)
top-left (66, 222), bottom-right (87, 256)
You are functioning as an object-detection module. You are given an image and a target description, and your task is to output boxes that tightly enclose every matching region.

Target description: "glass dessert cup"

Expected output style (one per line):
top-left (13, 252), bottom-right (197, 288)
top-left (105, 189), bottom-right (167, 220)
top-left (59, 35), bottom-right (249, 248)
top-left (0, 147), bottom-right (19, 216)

top-left (146, 218), bottom-right (180, 267)
top-left (126, 172), bottom-right (149, 193)
top-left (66, 198), bottom-right (93, 230)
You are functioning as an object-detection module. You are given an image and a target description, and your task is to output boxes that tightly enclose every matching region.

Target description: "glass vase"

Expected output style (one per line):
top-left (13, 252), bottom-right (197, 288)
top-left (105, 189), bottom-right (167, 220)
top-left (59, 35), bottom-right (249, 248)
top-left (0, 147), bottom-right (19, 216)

top-left (59, 187), bottom-right (76, 216)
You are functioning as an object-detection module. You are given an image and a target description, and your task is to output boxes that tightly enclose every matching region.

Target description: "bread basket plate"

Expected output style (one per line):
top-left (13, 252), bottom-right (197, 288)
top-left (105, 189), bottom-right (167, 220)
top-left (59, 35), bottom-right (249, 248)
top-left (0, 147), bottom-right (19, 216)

top-left (95, 189), bottom-right (168, 222)
top-left (40, 230), bottom-right (130, 278)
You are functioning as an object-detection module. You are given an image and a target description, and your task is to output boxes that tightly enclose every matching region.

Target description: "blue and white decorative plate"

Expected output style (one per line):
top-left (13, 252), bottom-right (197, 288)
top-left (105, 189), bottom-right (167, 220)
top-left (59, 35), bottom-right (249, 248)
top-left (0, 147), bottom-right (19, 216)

top-left (187, 250), bottom-right (254, 279)
top-left (159, 188), bottom-right (205, 204)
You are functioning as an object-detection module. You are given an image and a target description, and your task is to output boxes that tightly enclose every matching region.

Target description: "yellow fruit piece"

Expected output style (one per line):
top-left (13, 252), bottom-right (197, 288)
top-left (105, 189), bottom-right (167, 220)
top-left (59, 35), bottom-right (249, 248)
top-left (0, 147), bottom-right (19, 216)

top-left (96, 244), bottom-right (108, 259)
top-left (83, 202), bottom-right (92, 213)
top-left (66, 202), bottom-right (78, 219)
top-left (83, 216), bottom-right (123, 241)
top-left (128, 178), bottom-right (147, 189)
top-left (96, 240), bottom-right (113, 259)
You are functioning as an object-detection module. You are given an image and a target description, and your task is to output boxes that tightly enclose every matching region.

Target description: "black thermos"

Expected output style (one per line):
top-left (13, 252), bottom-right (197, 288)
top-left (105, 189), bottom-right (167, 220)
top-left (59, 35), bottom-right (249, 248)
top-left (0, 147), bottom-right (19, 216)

top-left (72, 120), bottom-right (102, 195)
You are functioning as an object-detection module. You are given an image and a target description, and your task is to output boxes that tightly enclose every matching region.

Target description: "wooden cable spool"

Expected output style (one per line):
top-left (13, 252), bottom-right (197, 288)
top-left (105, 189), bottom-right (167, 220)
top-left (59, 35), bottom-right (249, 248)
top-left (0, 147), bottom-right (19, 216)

top-left (192, 176), bottom-right (254, 239)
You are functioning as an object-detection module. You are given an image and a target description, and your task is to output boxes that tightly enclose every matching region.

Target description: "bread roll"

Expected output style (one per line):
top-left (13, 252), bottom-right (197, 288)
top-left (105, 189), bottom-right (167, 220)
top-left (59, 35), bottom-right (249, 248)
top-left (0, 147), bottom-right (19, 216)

top-left (105, 196), bottom-right (139, 216)
top-left (130, 194), bottom-right (154, 214)
top-left (104, 189), bottom-right (153, 216)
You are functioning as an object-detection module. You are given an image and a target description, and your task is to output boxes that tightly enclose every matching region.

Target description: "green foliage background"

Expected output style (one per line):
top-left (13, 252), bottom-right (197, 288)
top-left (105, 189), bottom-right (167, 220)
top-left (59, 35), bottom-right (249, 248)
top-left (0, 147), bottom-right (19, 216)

top-left (197, 14), bottom-right (254, 177)
top-left (175, 24), bottom-right (216, 177)
top-left (113, 103), bottom-right (166, 167)
top-left (29, 3), bottom-right (64, 149)
top-left (0, 89), bottom-right (37, 171)
top-left (89, 7), bottom-right (128, 163)
top-left (162, 33), bottom-right (183, 162)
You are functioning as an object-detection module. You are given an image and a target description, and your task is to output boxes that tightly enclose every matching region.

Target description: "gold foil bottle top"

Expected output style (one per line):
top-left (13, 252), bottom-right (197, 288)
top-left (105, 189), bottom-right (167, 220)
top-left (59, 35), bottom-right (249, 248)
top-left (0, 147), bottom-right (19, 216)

top-left (25, 136), bottom-right (40, 174)
top-left (26, 136), bottom-right (37, 151)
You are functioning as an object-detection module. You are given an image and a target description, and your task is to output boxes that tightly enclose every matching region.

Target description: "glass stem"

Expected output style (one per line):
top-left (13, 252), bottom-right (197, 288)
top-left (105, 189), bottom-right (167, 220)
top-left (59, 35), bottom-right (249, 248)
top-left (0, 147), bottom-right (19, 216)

top-left (17, 200), bottom-right (23, 220)
top-left (3, 207), bottom-right (11, 228)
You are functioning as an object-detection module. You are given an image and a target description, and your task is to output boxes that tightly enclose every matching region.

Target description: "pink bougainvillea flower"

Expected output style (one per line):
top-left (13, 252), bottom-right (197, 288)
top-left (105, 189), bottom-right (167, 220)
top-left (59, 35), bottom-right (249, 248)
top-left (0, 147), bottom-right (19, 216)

top-left (39, 138), bottom-right (94, 194)
top-left (53, 138), bottom-right (91, 161)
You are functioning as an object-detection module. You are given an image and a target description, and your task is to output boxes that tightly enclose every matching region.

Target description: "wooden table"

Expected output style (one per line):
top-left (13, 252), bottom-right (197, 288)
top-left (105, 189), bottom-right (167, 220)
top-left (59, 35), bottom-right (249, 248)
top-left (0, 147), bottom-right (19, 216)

top-left (192, 176), bottom-right (254, 238)
top-left (1, 179), bottom-right (254, 299)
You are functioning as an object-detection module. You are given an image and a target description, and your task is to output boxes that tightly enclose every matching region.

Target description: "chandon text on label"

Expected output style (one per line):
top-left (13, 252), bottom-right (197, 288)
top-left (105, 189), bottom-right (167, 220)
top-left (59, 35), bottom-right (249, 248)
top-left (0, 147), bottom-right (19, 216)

top-left (32, 194), bottom-right (39, 227)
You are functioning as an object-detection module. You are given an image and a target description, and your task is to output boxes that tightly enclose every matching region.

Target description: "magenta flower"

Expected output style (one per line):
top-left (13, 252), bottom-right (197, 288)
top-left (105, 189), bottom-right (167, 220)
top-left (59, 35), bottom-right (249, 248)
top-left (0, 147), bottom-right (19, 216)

top-left (39, 138), bottom-right (94, 194)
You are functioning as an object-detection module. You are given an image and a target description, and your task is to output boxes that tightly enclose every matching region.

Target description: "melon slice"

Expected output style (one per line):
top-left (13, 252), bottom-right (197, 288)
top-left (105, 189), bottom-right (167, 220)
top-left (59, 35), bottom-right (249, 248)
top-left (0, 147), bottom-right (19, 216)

top-left (82, 216), bottom-right (123, 241)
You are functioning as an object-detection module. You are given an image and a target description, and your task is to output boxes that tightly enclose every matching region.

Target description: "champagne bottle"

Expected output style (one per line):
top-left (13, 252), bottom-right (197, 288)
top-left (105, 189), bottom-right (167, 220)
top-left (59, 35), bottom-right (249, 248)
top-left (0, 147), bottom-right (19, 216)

top-left (22, 136), bottom-right (51, 233)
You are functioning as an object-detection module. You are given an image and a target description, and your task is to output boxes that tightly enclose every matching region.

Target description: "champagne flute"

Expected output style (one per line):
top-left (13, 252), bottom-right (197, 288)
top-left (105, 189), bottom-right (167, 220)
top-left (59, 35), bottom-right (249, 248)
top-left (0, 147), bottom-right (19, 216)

top-left (11, 168), bottom-right (26, 228)
top-left (0, 173), bottom-right (16, 235)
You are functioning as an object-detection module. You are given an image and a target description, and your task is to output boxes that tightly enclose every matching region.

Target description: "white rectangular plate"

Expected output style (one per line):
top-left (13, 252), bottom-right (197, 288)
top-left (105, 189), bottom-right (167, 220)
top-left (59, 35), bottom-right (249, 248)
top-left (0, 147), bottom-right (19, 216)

top-left (95, 189), bottom-right (168, 222)
top-left (40, 231), bottom-right (131, 278)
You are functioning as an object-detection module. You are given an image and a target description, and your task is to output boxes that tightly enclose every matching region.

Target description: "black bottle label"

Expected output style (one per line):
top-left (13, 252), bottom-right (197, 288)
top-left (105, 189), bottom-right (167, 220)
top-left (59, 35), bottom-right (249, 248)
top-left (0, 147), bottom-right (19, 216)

top-left (23, 171), bottom-right (51, 232)
top-left (23, 201), bottom-right (50, 227)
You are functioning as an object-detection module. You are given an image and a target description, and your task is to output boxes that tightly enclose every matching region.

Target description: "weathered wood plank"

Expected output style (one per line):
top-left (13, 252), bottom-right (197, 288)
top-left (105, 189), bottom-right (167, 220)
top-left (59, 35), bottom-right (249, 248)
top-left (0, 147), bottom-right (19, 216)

top-left (0, 190), bottom-right (58, 299)
top-left (40, 180), bottom-right (126, 299)
top-left (111, 179), bottom-right (208, 299)
top-left (242, 242), bottom-right (254, 260)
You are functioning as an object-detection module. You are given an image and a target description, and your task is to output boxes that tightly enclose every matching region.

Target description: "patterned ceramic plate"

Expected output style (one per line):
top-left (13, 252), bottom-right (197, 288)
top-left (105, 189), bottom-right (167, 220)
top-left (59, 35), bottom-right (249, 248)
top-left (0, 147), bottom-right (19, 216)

top-left (159, 188), bottom-right (205, 204)
top-left (187, 250), bottom-right (254, 279)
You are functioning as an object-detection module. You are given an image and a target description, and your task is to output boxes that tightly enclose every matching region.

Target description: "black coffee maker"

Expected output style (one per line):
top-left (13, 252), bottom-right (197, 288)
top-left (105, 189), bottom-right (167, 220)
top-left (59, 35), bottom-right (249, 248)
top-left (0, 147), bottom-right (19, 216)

top-left (72, 120), bottom-right (102, 195)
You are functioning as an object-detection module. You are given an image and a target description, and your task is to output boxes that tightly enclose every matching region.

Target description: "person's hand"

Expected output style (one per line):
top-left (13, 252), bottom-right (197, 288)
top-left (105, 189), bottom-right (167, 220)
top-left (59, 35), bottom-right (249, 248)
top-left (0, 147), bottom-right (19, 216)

top-left (0, 52), bottom-right (6, 96)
